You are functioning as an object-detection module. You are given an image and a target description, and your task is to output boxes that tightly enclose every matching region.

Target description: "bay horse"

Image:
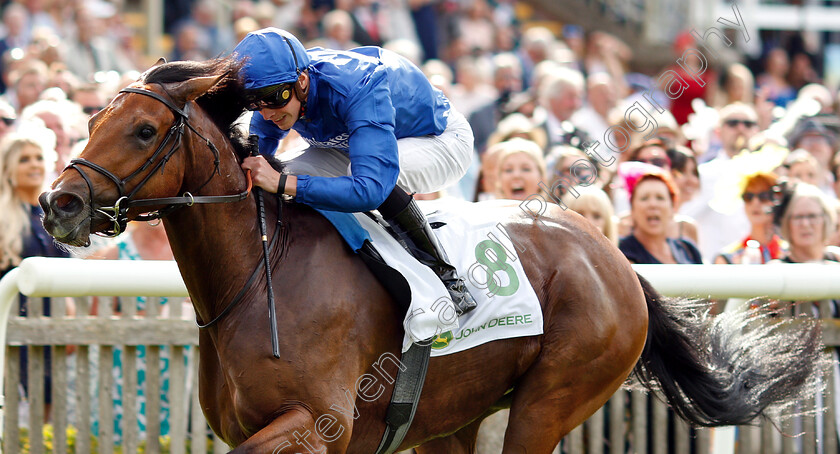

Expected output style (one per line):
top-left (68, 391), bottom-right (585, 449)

top-left (40, 58), bottom-right (822, 453)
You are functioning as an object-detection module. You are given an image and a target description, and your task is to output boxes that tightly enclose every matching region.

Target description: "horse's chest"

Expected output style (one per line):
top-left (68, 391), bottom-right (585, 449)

top-left (200, 339), bottom-right (288, 437)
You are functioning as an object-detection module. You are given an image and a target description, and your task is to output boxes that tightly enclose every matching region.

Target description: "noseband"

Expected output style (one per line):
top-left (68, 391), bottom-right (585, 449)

top-left (68, 86), bottom-right (250, 236)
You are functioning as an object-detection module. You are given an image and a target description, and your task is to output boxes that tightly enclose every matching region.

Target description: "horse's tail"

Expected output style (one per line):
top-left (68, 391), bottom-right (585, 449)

top-left (633, 272), bottom-right (825, 426)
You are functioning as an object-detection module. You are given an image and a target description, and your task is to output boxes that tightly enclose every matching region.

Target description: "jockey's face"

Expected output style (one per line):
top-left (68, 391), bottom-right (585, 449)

top-left (258, 73), bottom-right (308, 131)
top-left (259, 92), bottom-right (301, 131)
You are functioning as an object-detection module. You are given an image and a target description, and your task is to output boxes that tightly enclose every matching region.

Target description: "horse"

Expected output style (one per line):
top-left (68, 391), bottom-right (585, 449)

top-left (40, 58), bottom-right (822, 453)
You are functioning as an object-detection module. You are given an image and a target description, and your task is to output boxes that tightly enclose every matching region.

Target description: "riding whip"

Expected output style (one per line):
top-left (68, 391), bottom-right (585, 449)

top-left (249, 135), bottom-right (281, 359)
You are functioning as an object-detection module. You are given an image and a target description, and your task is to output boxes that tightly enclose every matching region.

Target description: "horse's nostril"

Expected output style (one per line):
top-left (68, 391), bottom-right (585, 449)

top-left (54, 193), bottom-right (83, 214)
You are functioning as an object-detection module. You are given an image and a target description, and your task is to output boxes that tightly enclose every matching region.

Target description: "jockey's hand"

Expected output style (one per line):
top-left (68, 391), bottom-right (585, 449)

top-left (241, 156), bottom-right (297, 195)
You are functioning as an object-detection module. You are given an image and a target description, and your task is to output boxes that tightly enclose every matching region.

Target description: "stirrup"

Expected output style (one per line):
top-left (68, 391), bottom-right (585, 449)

top-left (445, 278), bottom-right (476, 316)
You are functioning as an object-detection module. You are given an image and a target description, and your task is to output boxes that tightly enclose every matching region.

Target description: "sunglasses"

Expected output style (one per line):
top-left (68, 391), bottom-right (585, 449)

top-left (724, 118), bottom-right (757, 129)
top-left (245, 84), bottom-right (294, 111)
top-left (638, 157), bottom-right (670, 168)
top-left (742, 190), bottom-right (774, 203)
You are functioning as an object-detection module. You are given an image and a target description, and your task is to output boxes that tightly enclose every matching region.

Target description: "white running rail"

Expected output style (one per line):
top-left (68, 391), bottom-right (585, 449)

top-left (1, 258), bottom-right (840, 453)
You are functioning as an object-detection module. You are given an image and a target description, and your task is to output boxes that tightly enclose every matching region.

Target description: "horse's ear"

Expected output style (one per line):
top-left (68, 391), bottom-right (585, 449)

top-left (139, 58), bottom-right (167, 80)
top-left (164, 74), bottom-right (225, 105)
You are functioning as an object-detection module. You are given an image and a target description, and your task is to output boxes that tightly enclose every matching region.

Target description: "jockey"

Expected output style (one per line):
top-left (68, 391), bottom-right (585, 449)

top-left (236, 28), bottom-right (477, 315)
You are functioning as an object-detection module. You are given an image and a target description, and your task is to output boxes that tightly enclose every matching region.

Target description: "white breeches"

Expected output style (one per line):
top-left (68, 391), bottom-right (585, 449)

top-left (279, 109), bottom-right (474, 194)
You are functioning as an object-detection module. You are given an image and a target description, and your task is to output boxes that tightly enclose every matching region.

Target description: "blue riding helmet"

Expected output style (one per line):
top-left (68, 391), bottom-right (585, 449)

top-left (233, 28), bottom-right (310, 91)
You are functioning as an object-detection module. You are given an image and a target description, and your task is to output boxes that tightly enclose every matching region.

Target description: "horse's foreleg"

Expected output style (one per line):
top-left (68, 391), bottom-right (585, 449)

top-left (230, 407), bottom-right (337, 454)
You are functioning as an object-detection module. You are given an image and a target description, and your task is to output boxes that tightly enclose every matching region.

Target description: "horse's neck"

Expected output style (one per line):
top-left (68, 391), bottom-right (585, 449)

top-left (163, 194), bottom-right (331, 327)
top-left (162, 129), bottom-right (266, 323)
top-left (163, 198), bottom-right (261, 319)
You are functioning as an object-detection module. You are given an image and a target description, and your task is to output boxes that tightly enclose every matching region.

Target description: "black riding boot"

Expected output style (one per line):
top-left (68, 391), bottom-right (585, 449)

top-left (386, 199), bottom-right (477, 315)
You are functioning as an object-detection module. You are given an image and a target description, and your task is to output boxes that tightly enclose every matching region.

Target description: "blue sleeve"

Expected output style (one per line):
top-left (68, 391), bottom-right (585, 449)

top-left (248, 111), bottom-right (288, 157)
top-left (295, 124), bottom-right (399, 212)
top-left (294, 65), bottom-right (400, 212)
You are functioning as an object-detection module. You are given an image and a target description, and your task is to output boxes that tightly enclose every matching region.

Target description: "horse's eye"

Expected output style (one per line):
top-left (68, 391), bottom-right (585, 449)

top-left (137, 126), bottom-right (156, 141)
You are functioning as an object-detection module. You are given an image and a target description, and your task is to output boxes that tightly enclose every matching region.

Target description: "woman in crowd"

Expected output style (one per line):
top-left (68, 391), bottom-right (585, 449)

top-left (617, 141), bottom-right (699, 245)
top-left (757, 48), bottom-right (796, 107)
top-left (668, 145), bottom-right (700, 208)
top-left (626, 138), bottom-right (672, 171)
top-left (0, 130), bottom-right (64, 276)
top-left (717, 63), bottom-right (755, 107)
top-left (475, 113), bottom-right (548, 201)
top-left (613, 138), bottom-right (672, 214)
top-left (715, 172), bottom-right (787, 264)
top-left (546, 144), bottom-right (598, 199)
top-left (776, 183), bottom-right (839, 264)
top-left (561, 185), bottom-right (618, 245)
top-left (0, 128), bottom-right (71, 421)
top-left (492, 138), bottom-right (547, 201)
top-left (617, 162), bottom-right (702, 264)
top-left (767, 183), bottom-right (840, 442)
top-left (784, 148), bottom-right (822, 188)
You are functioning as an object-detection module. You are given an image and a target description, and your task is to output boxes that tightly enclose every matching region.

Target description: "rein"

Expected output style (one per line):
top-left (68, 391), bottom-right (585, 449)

top-left (71, 84), bottom-right (287, 338)
top-left (195, 193), bottom-right (286, 330)
top-left (67, 86), bottom-right (252, 236)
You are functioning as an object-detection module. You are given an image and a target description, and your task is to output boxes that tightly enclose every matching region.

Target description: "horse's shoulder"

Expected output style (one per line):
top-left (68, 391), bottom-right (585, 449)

top-left (287, 203), bottom-right (332, 226)
top-left (285, 203), bottom-right (350, 246)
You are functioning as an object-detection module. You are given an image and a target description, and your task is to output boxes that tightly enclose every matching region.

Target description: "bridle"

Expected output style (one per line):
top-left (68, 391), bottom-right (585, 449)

top-left (68, 83), bottom-right (287, 334)
top-left (67, 85), bottom-right (251, 236)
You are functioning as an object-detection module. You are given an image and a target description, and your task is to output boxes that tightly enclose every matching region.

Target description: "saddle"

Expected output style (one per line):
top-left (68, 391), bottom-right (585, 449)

top-left (248, 173), bottom-right (539, 452)
top-left (306, 207), bottom-right (437, 454)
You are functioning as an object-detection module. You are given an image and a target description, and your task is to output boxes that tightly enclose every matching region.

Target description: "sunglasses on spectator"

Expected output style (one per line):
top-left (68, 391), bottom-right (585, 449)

top-left (638, 157), bottom-right (670, 168)
top-left (724, 118), bottom-right (757, 128)
top-left (0, 117), bottom-right (14, 126)
top-left (742, 190), bottom-right (774, 203)
top-left (82, 106), bottom-right (105, 115)
top-left (244, 84), bottom-right (294, 111)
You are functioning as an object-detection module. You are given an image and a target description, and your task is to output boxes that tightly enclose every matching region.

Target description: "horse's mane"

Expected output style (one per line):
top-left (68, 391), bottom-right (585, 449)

top-left (142, 57), bottom-right (252, 161)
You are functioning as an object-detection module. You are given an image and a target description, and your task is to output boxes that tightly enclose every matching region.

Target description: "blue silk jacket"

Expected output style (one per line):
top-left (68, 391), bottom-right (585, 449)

top-left (245, 42), bottom-right (451, 212)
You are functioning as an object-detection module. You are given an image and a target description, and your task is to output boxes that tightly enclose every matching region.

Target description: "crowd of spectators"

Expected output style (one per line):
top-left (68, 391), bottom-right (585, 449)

top-left (0, 0), bottom-right (833, 269)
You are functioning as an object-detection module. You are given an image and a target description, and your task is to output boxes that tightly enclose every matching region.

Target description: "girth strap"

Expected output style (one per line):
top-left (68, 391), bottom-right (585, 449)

top-left (374, 341), bottom-right (432, 454)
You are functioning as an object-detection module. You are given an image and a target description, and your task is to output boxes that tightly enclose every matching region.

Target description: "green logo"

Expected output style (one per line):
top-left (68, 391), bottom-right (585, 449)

top-left (431, 331), bottom-right (453, 349)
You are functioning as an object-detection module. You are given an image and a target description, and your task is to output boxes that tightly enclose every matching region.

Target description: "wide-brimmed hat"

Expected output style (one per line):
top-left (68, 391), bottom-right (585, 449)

top-left (710, 142), bottom-right (789, 214)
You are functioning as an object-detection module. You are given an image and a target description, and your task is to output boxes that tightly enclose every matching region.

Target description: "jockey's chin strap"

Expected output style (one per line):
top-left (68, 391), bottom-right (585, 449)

top-left (67, 86), bottom-right (252, 237)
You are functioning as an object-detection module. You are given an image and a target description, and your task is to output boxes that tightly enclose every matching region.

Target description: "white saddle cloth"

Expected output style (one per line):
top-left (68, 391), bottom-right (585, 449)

top-left (355, 198), bottom-right (544, 356)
